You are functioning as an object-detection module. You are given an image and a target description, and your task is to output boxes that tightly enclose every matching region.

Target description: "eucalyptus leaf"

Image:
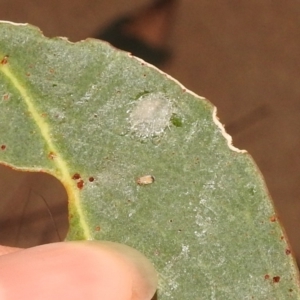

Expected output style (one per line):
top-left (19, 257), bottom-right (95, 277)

top-left (0, 22), bottom-right (299, 299)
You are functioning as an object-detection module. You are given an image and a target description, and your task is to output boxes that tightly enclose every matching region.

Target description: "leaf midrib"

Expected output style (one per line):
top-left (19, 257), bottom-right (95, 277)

top-left (0, 60), bottom-right (91, 240)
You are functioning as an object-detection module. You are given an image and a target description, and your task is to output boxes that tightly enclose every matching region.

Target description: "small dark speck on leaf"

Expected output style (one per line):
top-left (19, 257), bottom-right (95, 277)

top-left (72, 173), bottom-right (81, 180)
top-left (95, 226), bottom-right (101, 231)
top-left (248, 187), bottom-right (255, 195)
top-left (285, 249), bottom-right (291, 255)
top-left (273, 276), bottom-right (280, 283)
top-left (26, 73), bottom-right (30, 77)
top-left (270, 215), bottom-right (277, 222)
top-left (264, 274), bottom-right (270, 280)
top-left (1, 145), bottom-right (6, 150)
top-left (289, 289), bottom-right (293, 292)
top-left (280, 236), bottom-right (284, 240)
top-left (3, 94), bottom-right (9, 100)
top-left (48, 151), bottom-right (56, 159)
top-left (77, 180), bottom-right (84, 189)
top-left (1, 55), bottom-right (8, 65)
top-left (170, 113), bottom-right (183, 127)
top-left (89, 177), bottom-right (95, 182)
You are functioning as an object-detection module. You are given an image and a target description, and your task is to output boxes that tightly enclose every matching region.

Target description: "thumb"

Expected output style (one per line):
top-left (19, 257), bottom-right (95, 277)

top-left (0, 241), bottom-right (157, 300)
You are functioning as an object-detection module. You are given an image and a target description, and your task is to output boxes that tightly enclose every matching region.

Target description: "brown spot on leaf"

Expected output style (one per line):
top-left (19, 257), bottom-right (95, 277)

top-left (88, 176), bottom-right (94, 182)
top-left (270, 215), bottom-right (277, 222)
top-left (1, 145), bottom-right (6, 150)
top-left (273, 276), bottom-right (280, 283)
top-left (1, 55), bottom-right (8, 65)
top-left (72, 173), bottom-right (81, 180)
top-left (285, 249), bottom-right (291, 255)
top-left (48, 151), bottom-right (56, 159)
top-left (95, 226), bottom-right (101, 231)
top-left (3, 94), bottom-right (9, 100)
top-left (77, 179), bottom-right (84, 189)
top-left (264, 274), bottom-right (270, 280)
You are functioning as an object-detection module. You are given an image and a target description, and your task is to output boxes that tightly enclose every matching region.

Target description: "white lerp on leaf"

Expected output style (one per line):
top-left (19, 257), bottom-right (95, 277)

top-left (129, 93), bottom-right (173, 139)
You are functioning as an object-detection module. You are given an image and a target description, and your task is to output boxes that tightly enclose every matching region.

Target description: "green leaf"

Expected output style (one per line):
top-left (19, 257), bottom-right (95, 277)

top-left (0, 22), bottom-right (299, 299)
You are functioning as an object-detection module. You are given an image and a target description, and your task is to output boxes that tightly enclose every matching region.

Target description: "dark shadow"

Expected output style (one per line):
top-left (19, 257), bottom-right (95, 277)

top-left (95, 0), bottom-right (178, 67)
top-left (0, 164), bottom-right (69, 248)
top-left (225, 104), bottom-right (270, 136)
top-left (151, 291), bottom-right (158, 300)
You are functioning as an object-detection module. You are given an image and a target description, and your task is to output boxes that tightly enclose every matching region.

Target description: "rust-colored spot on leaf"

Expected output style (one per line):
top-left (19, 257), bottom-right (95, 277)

top-left (1, 55), bottom-right (8, 65)
top-left (77, 179), bottom-right (84, 189)
top-left (264, 274), bottom-right (270, 280)
top-left (285, 249), bottom-right (291, 255)
top-left (48, 151), bottom-right (56, 159)
top-left (270, 215), bottom-right (277, 222)
top-left (3, 94), bottom-right (9, 100)
top-left (88, 176), bottom-right (95, 182)
top-left (273, 276), bottom-right (280, 283)
top-left (72, 173), bottom-right (81, 180)
top-left (1, 145), bottom-right (6, 150)
top-left (95, 226), bottom-right (101, 231)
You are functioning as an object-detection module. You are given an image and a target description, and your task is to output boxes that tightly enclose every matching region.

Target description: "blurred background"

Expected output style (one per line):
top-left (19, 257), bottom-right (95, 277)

top-left (1, 0), bottom-right (300, 266)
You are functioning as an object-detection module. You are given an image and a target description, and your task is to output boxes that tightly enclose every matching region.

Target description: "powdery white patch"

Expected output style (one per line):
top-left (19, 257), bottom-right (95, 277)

top-left (129, 93), bottom-right (173, 138)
